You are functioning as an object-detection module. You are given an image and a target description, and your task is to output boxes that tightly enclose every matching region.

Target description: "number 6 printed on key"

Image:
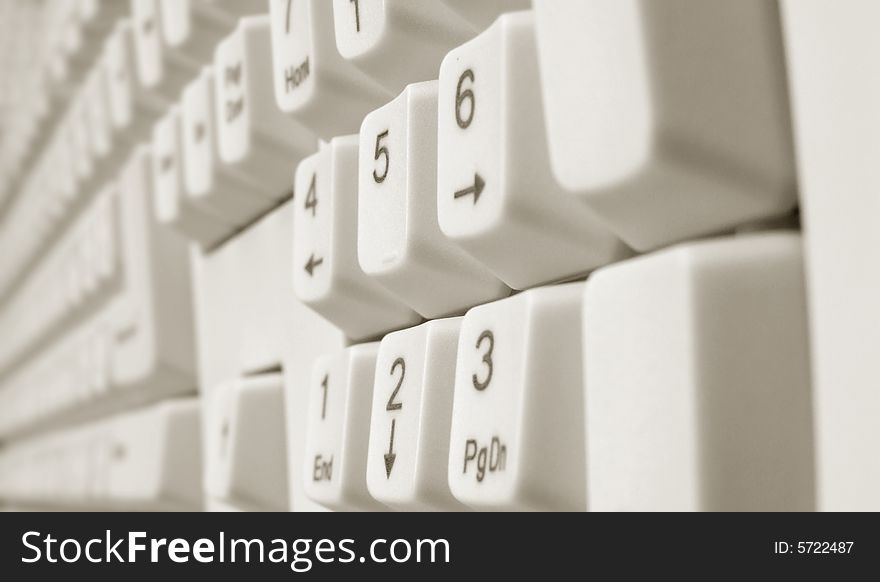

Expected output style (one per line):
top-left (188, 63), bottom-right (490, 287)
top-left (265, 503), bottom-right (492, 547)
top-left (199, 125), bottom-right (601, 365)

top-left (472, 330), bottom-right (494, 391)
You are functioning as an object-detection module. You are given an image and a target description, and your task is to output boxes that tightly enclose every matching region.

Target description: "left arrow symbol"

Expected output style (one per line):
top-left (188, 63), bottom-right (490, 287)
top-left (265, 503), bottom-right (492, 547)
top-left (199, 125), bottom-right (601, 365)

top-left (304, 254), bottom-right (323, 276)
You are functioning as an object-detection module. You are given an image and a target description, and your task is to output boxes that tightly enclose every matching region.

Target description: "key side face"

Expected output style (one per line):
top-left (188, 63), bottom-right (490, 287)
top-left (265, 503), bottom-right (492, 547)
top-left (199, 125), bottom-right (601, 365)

top-left (437, 19), bottom-right (503, 239)
top-left (449, 298), bottom-right (525, 506)
top-left (293, 147), bottom-right (335, 302)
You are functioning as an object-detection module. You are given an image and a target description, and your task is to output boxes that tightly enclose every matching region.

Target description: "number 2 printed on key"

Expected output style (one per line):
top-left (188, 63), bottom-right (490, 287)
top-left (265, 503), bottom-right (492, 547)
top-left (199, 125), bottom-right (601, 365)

top-left (387, 357), bottom-right (404, 411)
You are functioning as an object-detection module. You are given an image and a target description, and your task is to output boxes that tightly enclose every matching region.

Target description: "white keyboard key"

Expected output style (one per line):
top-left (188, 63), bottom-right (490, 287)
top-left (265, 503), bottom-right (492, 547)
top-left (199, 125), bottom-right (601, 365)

top-left (533, 0), bottom-right (797, 251)
top-left (105, 20), bottom-right (166, 141)
top-left (332, 0), bottom-right (475, 93)
top-left (151, 106), bottom-right (231, 247)
top-left (303, 343), bottom-right (387, 511)
top-left (782, 0), bottom-right (880, 511)
top-left (269, 0), bottom-right (391, 139)
top-left (366, 318), bottom-right (466, 511)
top-left (358, 81), bottom-right (509, 318)
top-left (214, 15), bottom-right (317, 198)
top-left (583, 232), bottom-right (813, 511)
top-left (181, 67), bottom-right (269, 225)
top-left (437, 11), bottom-right (629, 290)
top-left (112, 146), bottom-right (197, 392)
top-left (293, 136), bottom-right (421, 340)
top-left (206, 374), bottom-right (289, 510)
top-left (448, 283), bottom-right (586, 511)
top-left (130, 0), bottom-right (197, 101)
top-left (442, 0), bottom-right (530, 29)
top-left (159, 0), bottom-right (234, 62)
top-left (106, 399), bottom-right (202, 510)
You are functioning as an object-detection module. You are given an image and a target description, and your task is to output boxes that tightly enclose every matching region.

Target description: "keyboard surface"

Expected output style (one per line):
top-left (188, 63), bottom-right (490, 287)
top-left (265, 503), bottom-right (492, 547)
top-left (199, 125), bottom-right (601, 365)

top-left (0, 0), bottom-right (876, 512)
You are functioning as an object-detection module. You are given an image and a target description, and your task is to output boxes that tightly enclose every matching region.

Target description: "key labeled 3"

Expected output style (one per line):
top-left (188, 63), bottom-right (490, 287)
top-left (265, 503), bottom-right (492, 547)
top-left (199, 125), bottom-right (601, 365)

top-left (366, 318), bottom-right (467, 511)
top-left (358, 81), bottom-right (508, 318)
top-left (303, 344), bottom-right (387, 511)
top-left (448, 283), bottom-right (587, 511)
top-left (293, 136), bottom-right (421, 341)
top-left (437, 11), bottom-right (629, 290)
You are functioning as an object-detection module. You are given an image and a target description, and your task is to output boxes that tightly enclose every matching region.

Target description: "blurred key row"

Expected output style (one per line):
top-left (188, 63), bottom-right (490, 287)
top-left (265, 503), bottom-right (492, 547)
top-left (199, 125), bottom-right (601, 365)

top-left (0, 399), bottom-right (202, 511)
top-left (0, 147), bottom-right (197, 439)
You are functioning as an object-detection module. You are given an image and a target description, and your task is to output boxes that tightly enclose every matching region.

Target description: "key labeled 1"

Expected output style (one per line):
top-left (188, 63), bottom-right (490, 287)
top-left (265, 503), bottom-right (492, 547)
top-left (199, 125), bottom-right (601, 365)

top-left (303, 343), bottom-right (387, 511)
top-left (448, 283), bottom-right (587, 511)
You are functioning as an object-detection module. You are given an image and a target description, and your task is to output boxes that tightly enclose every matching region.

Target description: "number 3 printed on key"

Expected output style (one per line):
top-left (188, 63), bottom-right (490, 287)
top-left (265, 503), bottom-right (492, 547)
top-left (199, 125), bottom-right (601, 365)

top-left (472, 330), bottom-right (494, 391)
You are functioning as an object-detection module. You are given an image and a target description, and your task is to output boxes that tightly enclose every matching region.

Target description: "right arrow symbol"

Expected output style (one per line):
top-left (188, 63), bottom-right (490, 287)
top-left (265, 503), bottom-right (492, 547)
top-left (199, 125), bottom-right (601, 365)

top-left (383, 418), bottom-right (396, 478)
top-left (304, 253), bottom-right (323, 276)
top-left (454, 173), bottom-right (485, 203)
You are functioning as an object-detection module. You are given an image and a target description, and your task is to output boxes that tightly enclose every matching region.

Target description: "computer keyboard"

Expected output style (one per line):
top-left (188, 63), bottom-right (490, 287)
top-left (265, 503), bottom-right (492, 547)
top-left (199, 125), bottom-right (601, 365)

top-left (0, 0), bottom-right (876, 512)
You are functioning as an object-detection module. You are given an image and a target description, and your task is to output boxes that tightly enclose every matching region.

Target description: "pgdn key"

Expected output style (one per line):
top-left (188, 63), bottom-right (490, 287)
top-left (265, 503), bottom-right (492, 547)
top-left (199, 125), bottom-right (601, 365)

top-left (448, 283), bottom-right (587, 511)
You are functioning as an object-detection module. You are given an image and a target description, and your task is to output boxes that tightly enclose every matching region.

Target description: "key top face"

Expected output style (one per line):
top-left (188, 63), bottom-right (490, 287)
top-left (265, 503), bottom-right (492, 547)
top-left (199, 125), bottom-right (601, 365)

top-left (533, 0), bottom-right (797, 251)
top-left (358, 81), bottom-right (509, 318)
top-left (448, 283), bottom-right (587, 510)
top-left (437, 11), bottom-right (628, 290)
top-left (293, 136), bottom-right (421, 341)
top-left (583, 232), bottom-right (814, 511)
top-left (303, 344), bottom-right (387, 511)
top-left (366, 318), bottom-right (466, 511)
top-left (206, 374), bottom-right (289, 510)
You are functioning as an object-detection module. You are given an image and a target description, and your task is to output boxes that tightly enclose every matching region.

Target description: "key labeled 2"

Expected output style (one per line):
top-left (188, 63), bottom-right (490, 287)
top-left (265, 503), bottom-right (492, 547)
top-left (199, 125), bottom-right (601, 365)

top-left (448, 283), bottom-right (587, 510)
top-left (366, 318), bottom-right (467, 511)
top-left (303, 343), bottom-right (387, 511)
top-left (437, 11), bottom-right (629, 291)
